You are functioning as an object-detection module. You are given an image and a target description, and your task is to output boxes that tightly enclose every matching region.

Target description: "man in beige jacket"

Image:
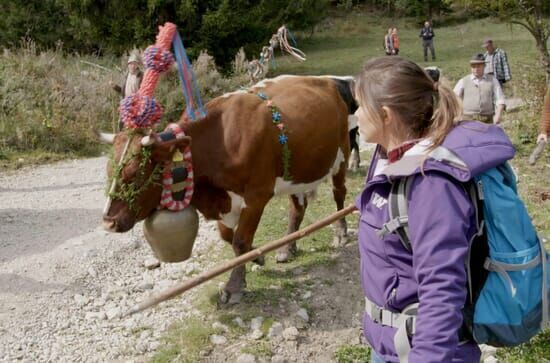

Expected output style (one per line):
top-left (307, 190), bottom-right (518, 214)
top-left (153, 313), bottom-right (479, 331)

top-left (453, 53), bottom-right (506, 124)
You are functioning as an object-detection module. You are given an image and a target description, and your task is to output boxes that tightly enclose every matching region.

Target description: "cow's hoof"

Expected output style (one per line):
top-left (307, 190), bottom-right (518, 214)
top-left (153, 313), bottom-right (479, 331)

top-left (276, 251), bottom-right (290, 263)
top-left (219, 290), bottom-right (243, 305)
top-left (253, 255), bottom-right (265, 266)
top-left (332, 234), bottom-right (348, 247)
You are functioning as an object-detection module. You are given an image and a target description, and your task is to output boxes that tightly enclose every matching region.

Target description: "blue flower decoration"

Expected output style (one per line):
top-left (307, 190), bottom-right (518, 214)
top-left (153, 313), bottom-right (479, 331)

top-left (272, 111), bottom-right (281, 122)
top-left (278, 134), bottom-right (288, 145)
top-left (257, 92), bottom-right (268, 100)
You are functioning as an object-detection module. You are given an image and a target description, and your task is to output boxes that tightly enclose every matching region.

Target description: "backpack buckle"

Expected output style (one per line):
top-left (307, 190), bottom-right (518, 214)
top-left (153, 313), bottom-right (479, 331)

top-left (377, 216), bottom-right (409, 238)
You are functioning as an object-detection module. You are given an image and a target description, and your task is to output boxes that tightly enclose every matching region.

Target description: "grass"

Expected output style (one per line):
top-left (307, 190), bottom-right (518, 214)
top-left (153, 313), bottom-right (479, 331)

top-left (150, 11), bottom-right (549, 363)
top-left (334, 344), bottom-right (372, 363)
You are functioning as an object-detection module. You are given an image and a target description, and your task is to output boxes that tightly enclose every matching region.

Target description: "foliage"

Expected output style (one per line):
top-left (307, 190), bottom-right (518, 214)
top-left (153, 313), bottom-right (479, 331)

top-left (334, 344), bottom-right (371, 363)
top-left (455, 0), bottom-right (550, 75)
top-left (0, 1), bottom-right (66, 49)
top-left (1, 0), bottom-right (330, 68)
top-left (107, 141), bottom-right (162, 213)
top-left (0, 40), bottom-right (115, 160)
top-left (0, 43), bottom-right (247, 168)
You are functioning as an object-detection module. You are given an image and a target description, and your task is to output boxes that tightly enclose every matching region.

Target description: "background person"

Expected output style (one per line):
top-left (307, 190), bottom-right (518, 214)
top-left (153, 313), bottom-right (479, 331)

top-left (391, 28), bottom-right (399, 55)
top-left (110, 53), bottom-right (143, 130)
top-left (419, 21), bottom-right (436, 61)
top-left (537, 85), bottom-right (550, 143)
top-left (384, 28), bottom-right (394, 56)
top-left (482, 38), bottom-right (511, 86)
top-left (354, 56), bottom-right (514, 363)
top-left (453, 53), bottom-right (506, 124)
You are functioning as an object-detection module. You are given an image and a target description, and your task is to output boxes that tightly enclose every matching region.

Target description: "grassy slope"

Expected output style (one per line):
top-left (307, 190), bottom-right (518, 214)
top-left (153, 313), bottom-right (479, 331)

top-left (155, 12), bottom-right (549, 363)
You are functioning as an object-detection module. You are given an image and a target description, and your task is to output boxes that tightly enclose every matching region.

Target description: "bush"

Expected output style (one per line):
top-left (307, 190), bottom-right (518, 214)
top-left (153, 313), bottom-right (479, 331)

top-left (0, 41), bottom-right (252, 159)
top-left (0, 40), bottom-right (116, 156)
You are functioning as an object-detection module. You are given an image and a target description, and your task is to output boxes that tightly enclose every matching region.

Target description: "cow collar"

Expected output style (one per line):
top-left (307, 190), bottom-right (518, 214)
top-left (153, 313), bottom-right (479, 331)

top-left (158, 123), bottom-right (194, 211)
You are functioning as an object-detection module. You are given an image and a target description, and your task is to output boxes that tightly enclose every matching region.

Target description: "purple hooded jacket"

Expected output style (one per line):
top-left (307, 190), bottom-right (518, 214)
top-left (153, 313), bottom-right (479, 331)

top-left (356, 122), bottom-right (515, 363)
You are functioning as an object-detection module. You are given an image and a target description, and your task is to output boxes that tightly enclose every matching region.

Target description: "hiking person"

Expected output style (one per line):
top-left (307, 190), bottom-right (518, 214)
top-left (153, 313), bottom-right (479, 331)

top-left (482, 38), bottom-right (511, 86)
top-left (419, 21), bottom-right (435, 61)
top-left (384, 28), bottom-right (394, 56)
top-left (453, 53), bottom-right (506, 124)
top-left (110, 53), bottom-right (143, 130)
top-left (354, 56), bottom-right (515, 362)
top-left (529, 84), bottom-right (550, 164)
top-left (537, 85), bottom-right (550, 143)
top-left (391, 28), bottom-right (400, 55)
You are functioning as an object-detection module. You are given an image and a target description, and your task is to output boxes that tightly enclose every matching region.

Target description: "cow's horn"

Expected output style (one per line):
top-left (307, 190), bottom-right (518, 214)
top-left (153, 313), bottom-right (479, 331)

top-left (98, 132), bottom-right (115, 144)
top-left (141, 135), bottom-right (156, 146)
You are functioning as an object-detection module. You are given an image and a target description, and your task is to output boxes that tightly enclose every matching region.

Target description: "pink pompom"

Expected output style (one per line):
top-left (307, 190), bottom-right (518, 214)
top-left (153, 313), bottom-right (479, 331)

top-left (143, 46), bottom-right (174, 73)
top-left (119, 94), bottom-right (163, 129)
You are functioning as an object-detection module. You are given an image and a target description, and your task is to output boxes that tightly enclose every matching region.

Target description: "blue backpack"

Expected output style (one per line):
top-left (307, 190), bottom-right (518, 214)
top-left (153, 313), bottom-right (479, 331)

top-left (382, 162), bottom-right (549, 346)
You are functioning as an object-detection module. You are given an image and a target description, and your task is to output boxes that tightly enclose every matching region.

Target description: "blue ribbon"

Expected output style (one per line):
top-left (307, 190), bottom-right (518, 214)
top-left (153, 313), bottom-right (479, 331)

top-left (172, 32), bottom-right (206, 121)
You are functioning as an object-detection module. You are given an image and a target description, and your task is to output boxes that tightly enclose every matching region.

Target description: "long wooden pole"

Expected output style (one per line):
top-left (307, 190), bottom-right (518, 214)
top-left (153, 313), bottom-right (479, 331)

top-left (124, 204), bottom-right (357, 316)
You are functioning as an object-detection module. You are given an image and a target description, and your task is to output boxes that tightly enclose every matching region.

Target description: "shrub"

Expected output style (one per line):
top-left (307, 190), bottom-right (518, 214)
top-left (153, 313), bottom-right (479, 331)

top-left (0, 41), bottom-right (251, 159)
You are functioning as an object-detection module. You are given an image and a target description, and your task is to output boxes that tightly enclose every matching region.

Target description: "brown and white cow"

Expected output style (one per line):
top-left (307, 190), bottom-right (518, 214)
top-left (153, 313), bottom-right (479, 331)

top-left (101, 76), bottom-right (350, 303)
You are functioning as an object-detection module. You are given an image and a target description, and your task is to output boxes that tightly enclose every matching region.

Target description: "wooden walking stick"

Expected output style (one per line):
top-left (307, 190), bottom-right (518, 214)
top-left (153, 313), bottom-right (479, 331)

top-left (124, 204), bottom-right (357, 316)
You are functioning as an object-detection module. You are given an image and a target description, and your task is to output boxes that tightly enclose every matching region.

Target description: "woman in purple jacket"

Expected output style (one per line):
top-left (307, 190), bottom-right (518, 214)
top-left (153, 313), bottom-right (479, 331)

top-left (354, 57), bottom-right (515, 363)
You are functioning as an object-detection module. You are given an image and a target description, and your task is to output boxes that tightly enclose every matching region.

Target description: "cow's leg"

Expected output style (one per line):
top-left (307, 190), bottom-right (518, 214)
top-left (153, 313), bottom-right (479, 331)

top-left (332, 163), bottom-right (348, 247)
top-left (348, 127), bottom-right (360, 172)
top-left (220, 200), bottom-right (268, 304)
top-left (218, 221), bottom-right (265, 266)
top-left (276, 194), bottom-right (308, 263)
top-left (218, 221), bottom-right (234, 243)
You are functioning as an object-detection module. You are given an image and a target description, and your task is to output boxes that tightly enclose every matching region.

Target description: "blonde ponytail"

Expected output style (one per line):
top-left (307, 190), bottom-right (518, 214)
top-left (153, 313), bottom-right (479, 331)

top-left (428, 80), bottom-right (463, 148)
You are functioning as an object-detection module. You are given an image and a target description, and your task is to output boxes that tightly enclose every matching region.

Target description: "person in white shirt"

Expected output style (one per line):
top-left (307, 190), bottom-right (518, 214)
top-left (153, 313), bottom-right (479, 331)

top-left (110, 53), bottom-right (143, 130)
top-left (454, 53), bottom-right (505, 124)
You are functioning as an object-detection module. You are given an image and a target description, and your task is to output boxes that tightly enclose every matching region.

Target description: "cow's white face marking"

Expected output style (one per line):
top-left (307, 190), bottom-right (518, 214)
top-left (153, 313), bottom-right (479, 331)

top-left (273, 148), bottom-right (345, 196)
top-left (219, 191), bottom-right (246, 229)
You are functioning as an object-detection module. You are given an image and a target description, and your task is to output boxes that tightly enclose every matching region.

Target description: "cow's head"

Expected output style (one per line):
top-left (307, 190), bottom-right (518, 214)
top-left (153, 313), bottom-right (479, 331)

top-left (100, 130), bottom-right (191, 233)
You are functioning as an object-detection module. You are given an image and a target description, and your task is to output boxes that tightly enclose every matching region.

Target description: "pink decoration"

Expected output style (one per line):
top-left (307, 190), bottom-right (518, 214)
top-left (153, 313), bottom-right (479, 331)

top-left (119, 22), bottom-right (177, 129)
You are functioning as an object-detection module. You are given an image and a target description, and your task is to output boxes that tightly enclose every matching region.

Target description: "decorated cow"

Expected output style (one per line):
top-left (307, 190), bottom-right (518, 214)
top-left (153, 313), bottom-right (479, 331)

top-left (101, 75), bottom-right (351, 303)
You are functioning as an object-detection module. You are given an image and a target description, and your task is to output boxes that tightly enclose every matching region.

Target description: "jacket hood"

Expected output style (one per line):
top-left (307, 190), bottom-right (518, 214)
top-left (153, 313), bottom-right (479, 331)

top-left (370, 121), bottom-right (515, 182)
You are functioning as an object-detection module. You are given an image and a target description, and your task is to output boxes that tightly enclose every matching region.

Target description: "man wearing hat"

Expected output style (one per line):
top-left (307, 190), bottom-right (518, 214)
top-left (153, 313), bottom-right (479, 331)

top-left (482, 38), bottom-right (511, 86)
top-left (111, 53), bottom-right (143, 130)
top-left (453, 53), bottom-right (506, 124)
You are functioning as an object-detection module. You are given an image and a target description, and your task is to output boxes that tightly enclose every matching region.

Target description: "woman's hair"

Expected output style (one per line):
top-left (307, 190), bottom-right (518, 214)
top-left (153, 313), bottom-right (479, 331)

top-left (355, 57), bottom-right (462, 147)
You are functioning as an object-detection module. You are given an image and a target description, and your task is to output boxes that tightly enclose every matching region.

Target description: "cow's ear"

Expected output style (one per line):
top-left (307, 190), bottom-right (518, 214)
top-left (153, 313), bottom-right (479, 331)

top-left (151, 136), bottom-right (191, 162)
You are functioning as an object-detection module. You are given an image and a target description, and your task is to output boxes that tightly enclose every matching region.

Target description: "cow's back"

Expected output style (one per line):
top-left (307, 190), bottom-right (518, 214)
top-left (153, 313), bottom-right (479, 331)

top-left (190, 76), bottom-right (349, 194)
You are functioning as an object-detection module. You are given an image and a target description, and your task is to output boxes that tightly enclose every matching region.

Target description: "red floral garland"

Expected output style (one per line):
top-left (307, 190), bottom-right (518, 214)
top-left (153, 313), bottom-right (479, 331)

top-left (158, 123), bottom-right (194, 211)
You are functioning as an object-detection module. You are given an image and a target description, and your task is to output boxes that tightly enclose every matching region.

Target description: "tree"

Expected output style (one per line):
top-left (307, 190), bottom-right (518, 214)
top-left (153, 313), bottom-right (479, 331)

top-left (457, 0), bottom-right (550, 76)
top-left (2, 0), bottom-right (330, 68)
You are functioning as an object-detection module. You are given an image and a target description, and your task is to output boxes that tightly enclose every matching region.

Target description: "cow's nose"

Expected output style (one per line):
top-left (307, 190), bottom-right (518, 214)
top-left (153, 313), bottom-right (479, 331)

top-left (102, 215), bottom-right (117, 232)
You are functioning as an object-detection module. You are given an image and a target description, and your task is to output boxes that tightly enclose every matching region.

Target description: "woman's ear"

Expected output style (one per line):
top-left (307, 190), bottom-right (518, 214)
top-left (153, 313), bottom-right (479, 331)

top-left (381, 106), bottom-right (392, 125)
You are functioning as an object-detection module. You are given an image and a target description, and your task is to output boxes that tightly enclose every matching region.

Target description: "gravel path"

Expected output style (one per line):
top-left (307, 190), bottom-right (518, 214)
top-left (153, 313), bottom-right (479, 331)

top-left (0, 157), bottom-right (223, 362)
top-left (0, 157), bottom-right (367, 363)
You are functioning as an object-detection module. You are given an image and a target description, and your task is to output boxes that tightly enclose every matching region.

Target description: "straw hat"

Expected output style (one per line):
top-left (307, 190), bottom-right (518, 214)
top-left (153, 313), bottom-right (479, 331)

top-left (127, 53), bottom-right (141, 64)
top-left (469, 53), bottom-right (486, 65)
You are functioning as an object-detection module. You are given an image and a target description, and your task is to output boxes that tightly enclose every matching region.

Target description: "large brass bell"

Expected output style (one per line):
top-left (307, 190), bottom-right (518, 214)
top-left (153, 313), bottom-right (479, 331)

top-left (143, 206), bottom-right (199, 262)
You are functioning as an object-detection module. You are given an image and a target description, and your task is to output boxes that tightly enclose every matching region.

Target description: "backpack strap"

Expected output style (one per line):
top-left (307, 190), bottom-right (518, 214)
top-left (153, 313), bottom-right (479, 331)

top-left (377, 176), bottom-right (414, 251)
top-left (539, 234), bottom-right (549, 329)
